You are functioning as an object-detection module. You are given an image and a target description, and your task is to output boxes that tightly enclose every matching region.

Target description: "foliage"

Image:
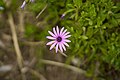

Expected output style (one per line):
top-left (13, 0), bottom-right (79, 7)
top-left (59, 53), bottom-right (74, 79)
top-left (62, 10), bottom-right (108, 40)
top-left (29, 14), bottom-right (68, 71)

top-left (1, 0), bottom-right (120, 79)
top-left (60, 0), bottom-right (120, 78)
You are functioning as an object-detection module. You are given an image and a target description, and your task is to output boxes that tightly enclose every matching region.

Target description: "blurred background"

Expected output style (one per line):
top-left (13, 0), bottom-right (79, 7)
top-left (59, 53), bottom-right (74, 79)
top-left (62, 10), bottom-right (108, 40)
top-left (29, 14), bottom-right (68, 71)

top-left (0, 0), bottom-right (120, 80)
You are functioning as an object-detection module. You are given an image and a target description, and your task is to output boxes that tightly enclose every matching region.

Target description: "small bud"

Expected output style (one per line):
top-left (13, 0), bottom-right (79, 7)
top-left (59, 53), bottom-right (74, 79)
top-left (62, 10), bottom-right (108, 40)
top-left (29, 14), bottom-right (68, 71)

top-left (61, 14), bottom-right (65, 19)
top-left (0, 6), bottom-right (4, 10)
top-left (30, 0), bottom-right (35, 2)
top-left (20, 1), bottom-right (26, 9)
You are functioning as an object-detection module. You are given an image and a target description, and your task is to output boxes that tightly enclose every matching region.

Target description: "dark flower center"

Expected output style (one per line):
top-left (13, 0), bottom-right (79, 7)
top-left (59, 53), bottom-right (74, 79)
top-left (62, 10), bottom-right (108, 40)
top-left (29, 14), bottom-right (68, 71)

top-left (57, 36), bottom-right (62, 42)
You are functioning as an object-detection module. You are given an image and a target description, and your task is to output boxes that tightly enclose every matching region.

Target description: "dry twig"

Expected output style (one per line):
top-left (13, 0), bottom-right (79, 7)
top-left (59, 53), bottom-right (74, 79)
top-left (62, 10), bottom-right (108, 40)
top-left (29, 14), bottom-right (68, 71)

top-left (40, 59), bottom-right (86, 74)
top-left (36, 4), bottom-right (48, 19)
top-left (29, 68), bottom-right (47, 80)
top-left (8, 13), bottom-right (26, 80)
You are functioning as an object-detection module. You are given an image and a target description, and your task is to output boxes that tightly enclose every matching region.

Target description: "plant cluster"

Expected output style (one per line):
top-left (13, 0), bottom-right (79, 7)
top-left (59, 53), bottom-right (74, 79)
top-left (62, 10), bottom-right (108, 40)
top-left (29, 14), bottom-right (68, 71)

top-left (0, 0), bottom-right (120, 79)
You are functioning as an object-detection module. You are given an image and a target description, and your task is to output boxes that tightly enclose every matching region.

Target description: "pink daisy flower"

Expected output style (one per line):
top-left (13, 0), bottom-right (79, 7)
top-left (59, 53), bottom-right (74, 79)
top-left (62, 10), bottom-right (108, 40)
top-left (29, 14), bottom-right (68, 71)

top-left (46, 26), bottom-right (71, 53)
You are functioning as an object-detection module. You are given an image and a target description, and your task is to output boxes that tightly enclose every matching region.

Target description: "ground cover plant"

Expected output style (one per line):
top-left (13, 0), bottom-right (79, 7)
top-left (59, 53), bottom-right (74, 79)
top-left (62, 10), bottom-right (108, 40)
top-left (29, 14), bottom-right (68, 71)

top-left (0, 0), bottom-right (120, 80)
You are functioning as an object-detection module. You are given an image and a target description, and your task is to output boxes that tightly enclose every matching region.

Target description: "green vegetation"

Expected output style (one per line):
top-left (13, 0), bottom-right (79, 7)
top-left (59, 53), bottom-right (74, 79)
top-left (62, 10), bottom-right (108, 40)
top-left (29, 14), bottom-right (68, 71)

top-left (0, 0), bottom-right (120, 80)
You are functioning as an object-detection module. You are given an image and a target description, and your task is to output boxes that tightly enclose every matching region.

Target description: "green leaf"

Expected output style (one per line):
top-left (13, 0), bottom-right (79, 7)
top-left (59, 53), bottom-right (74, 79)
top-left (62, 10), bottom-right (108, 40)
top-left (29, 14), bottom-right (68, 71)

top-left (114, 13), bottom-right (120, 19)
top-left (73, 0), bottom-right (82, 8)
top-left (0, 0), bottom-right (4, 6)
top-left (80, 35), bottom-right (88, 40)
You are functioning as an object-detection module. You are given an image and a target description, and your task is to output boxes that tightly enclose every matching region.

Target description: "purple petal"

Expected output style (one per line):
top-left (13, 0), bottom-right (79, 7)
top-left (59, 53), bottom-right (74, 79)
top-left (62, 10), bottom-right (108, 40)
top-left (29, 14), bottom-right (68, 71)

top-left (56, 26), bottom-right (59, 35)
top-left (53, 27), bottom-right (57, 36)
top-left (61, 29), bottom-right (67, 36)
top-left (60, 27), bottom-right (64, 35)
top-left (59, 44), bottom-right (63, 52)
top-left (63, 32), bottom-right (70, 36)
top-left (64, 35), bottom-right (71, 38)
top-left (61, 44), bottom-right (66, 51)
top-left (63, 42), bottom-right (69, 47)
top-left (46, 41), bottom-right (55, 45)
top-left (46, 36), bottom-right (56, 40)
top-left (64, 39), bottom-right (71, 42)
top-left (48, 31), bottom-right (56, 37)
top-left (50, 42), bottom-right (57, 50)
top-left (56, 44), bottom-right (59, 53)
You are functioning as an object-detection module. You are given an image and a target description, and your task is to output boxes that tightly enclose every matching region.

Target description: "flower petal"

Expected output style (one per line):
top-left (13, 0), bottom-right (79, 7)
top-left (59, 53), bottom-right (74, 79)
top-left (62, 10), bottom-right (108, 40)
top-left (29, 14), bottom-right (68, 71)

top-left (46, 41), bottom-right (55, 45)
top-left (61, 29), bottom-right (67, 36)
top-left (63, 42), bottom-right (69, 47)
top-left (46, 36), bottom-right (56, 40)
top-left (50, 42), bottom-right (57, 50)
top-left (60, 27), bottom-right (64, 35)
top-left (59, 44), bottom-right (63, 52)
top-left (64, 39), bottom-right (71, 42)
top-left (63, 32), bottom-right (70, 36)
top-left (64, 35), bottom-right (71, 38)
top-left (61, 44), bottom-right (66, 51)
top-left (56, 44), bottom-right (59, 53)
top-left (53, 27), bottom-right (57, 36)
top-left (48, 31), bottom-right (56, 37)
top-left (56, 26), bottom-right (59, 35)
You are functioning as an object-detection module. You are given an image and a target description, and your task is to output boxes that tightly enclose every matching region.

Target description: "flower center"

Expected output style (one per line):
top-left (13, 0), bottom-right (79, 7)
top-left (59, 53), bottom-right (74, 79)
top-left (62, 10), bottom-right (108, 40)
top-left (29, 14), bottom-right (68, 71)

top-left (57, 36), bottom-right (62, 42)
